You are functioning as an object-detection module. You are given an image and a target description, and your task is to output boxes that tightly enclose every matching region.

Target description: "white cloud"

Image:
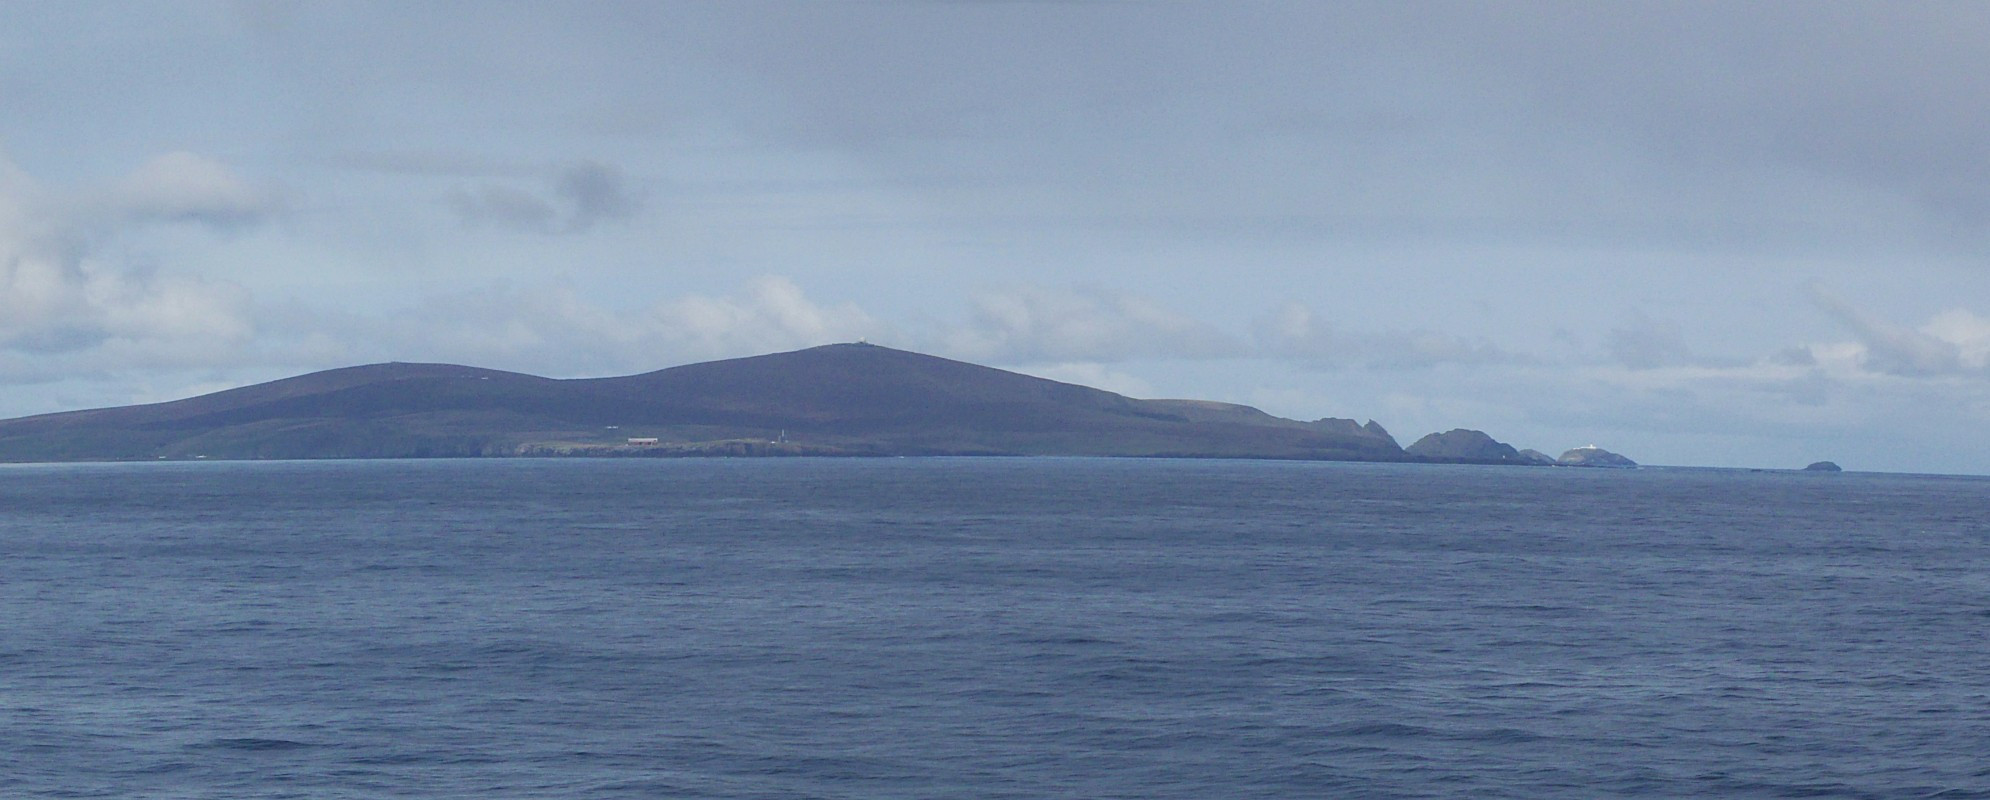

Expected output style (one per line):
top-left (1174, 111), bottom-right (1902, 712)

top-left (0, 152), bottom-right (260, 383)
top-left (1808, 287), bottom-right (1964, 376)
top-left (943, 284), bottom-right (1243, 364)
top-left (1805, 288), bottom-right (1990, 378)
top-left (657, 275), bottom-right (882, 359)
top-left (1922, 308), bottom-right (1990, 370)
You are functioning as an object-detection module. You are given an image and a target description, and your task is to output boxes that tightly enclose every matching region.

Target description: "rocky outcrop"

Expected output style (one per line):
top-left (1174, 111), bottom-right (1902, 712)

top-left (1363, 420), bottom-right (1396, 447)
top-left (1406, 429), bottom-right (1529, 463)
top-left (1516, 449), bottom-right (1559, 466)
top-left (1559, 445), bottom-right (1637, 468)
top-left (1310, 418), bottom-right (1400, 449)
top-left (1803, 461), bottom-right (1843, 472)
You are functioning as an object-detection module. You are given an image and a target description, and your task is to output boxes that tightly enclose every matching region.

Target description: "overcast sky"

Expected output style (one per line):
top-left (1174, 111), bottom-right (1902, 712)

top-left (4, 1), bottom-right (1989, 473)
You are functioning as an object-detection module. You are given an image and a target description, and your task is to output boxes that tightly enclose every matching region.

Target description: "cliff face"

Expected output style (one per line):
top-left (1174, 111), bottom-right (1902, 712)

top-left (0, 344), bottom-right (1415, 463)
top-left (1307, 418), bottom-right (1400, 450)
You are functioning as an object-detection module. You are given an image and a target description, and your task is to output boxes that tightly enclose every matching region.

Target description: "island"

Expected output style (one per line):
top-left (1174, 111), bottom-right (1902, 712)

top-left (1559, 445), bottom-right (1638, 468)
top-left (0, 342), bottom-right (1629, 467)
top-left (1407, 429), bottom-right (1531, 464)
top-left (1803, 461), bottom-right (1843, 472)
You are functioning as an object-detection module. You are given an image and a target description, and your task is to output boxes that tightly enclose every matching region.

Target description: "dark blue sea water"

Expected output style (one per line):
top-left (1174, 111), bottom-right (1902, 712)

top-left (3, 458), bottom-right (1988, 799)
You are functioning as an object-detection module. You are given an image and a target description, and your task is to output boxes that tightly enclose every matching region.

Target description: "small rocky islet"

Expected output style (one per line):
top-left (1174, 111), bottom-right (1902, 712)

top-left (1402, 430), bottom-right (1639, 468)
top-left (1558, 445), bottom-right (1638, 468)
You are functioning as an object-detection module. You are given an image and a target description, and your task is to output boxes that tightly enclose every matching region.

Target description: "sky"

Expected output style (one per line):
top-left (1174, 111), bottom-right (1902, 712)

top-left (3, 1), bottom-right (1989, 474)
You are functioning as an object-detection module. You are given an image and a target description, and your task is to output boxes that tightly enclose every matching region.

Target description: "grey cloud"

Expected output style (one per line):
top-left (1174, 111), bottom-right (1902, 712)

top-left (943, 285), bottom-right (1245, 364)
top-left (106, 151), bottom-right (277, 228)
top-left (675, 3), bottom-right (1990, 251)
top-left (555, 161), bottom-right (638, 232)
top-left (1769, 346), bottom-right (1817, 367)
top-left (5, 324), bottom-right (108, 355)
top-left (1601, 313), bottom-right (1753, 371)
top-left (227, 0), bottom-right (301, 36)
top-left (449, 184), bottom-right (560, 234)
top-left (1256, 302), bottom-right (1517, 370)
top-left (1605, 319), bottom-right (1693, 370)
top-left (1807, 286), bottom-right (1966, 377)
top-left (329, 150), bottom-right (535, 179)
top-left (448, 160), bottom-right (640, 235)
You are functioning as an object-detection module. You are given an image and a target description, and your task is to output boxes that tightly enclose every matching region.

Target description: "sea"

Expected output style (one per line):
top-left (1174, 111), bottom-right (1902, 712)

top-left (2, 457), bottom-right (1987, 799)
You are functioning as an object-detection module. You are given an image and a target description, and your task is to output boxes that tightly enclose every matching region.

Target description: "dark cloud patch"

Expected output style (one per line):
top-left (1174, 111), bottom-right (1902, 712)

top-left (555, 161), bottom-right (638, 232)
top-left (448, 184), bottom-right (560, 234)
top-left (447, 160), bottom-right (639, 235)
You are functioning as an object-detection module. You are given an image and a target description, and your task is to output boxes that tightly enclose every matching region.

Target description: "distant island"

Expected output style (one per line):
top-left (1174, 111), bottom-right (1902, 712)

top-left (1408, 429), bottom-right (1532, 464)
top-left (1558, 445), bottom-right (1638, 469)
top-left (1804, 461), bottom-right (1843, 472)
top-left (0, 343), bottom-right (1635, 466)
